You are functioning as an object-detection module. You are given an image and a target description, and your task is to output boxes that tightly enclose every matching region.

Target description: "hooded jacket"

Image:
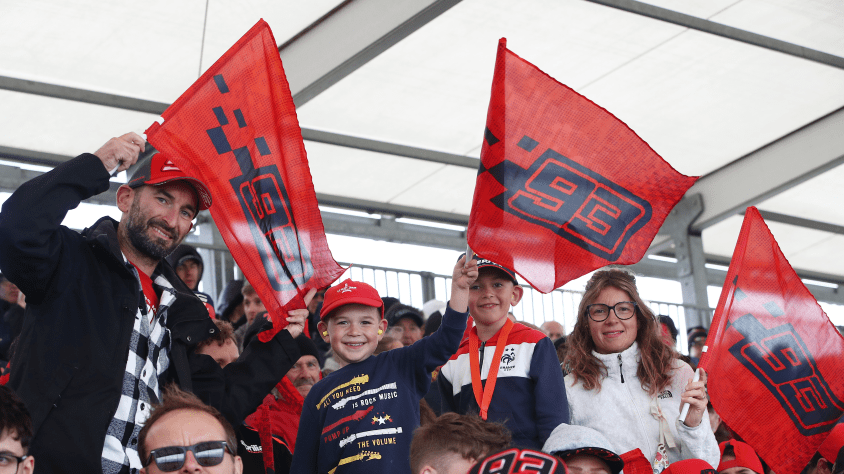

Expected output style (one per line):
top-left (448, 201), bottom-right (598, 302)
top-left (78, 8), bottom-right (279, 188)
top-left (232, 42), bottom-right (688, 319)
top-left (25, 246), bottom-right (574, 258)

top-left (0, 153), bottom-right (301, 473)
top-left (565, 342), bottom-right (720, 467)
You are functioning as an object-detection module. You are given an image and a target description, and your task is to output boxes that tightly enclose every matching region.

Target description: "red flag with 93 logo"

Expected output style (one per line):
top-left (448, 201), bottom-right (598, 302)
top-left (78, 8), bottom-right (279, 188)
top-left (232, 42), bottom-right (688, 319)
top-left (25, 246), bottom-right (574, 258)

top-left (699, 207), bottom-right (844, 473)
top-left (469, 38), bottom-right (697, 292)
top-left (146, 20), bottom-right (344, 339)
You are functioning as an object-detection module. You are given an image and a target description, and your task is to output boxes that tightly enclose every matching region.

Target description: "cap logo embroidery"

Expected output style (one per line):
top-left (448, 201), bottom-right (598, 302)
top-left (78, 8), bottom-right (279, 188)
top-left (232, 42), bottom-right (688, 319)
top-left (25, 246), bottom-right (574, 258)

top-left (337, 283), bottom-right (356, 293)
top-left (160, 160), bottom-right (182, 172)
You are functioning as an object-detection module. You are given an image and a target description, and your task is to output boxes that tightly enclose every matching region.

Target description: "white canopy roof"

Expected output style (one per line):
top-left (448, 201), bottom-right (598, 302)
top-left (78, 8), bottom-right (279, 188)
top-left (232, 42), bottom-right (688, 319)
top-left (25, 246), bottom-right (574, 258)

top-left (1, 0), bottom-right (843, 289)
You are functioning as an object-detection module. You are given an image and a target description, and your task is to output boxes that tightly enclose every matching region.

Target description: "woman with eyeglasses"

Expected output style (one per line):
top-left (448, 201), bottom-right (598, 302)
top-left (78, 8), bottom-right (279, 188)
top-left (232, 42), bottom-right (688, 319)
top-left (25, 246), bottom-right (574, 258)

top-left (562, 269), bottom-right (719, 471)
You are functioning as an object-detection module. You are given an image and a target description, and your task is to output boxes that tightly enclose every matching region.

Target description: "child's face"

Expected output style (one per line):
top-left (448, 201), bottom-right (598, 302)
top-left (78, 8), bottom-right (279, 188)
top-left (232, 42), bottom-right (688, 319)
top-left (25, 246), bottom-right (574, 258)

top-left (319, 304), bottom-right (387, 367)
top-left (469, 269), bottom-right (522, 329)
top-left (563, 454), bottom-right (611, 474)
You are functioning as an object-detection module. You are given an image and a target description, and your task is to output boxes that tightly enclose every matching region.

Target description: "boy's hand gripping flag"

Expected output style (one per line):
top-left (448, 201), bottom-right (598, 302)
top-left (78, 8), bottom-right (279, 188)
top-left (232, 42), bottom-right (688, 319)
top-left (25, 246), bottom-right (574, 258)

top-left (145, 20), bottom-right (345, 340)
top-left (699, 207), bottom-right (844, 473)
top-left (468, 38), bottom-right (698, 292)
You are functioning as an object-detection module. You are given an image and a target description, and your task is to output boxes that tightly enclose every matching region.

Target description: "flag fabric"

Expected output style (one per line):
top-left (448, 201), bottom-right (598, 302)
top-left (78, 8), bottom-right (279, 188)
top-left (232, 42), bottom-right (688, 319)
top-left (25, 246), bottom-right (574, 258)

top-left (146, 20), bottom-right (344, 338)
top-left (468, 38), bottom-right (698, 292)
top-left (699, 207), bottom-right (844, 473)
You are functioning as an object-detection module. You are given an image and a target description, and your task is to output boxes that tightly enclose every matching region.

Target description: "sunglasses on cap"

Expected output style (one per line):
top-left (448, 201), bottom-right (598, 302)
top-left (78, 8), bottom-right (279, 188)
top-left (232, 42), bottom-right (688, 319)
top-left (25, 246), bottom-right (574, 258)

top-left (145, 441), bottom-right (233, 471)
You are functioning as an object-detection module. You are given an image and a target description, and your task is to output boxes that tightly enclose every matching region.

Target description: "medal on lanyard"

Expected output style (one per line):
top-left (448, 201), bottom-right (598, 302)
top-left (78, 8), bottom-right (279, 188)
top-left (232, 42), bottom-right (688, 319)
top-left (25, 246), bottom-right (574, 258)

top-left (469, 318), bottom-right (514, 420)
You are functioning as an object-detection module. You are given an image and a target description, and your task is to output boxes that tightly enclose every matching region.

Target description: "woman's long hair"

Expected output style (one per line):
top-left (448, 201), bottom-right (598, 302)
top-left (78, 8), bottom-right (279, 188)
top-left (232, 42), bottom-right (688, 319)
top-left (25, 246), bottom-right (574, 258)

top-left (564, 269), bottom-right (677, 395)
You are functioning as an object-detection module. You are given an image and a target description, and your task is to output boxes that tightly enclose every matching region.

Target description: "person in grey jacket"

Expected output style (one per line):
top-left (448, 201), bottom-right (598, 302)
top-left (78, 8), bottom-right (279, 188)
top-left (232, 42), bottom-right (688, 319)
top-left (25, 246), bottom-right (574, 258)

top-left (563, 269), bottom-right (719, 470)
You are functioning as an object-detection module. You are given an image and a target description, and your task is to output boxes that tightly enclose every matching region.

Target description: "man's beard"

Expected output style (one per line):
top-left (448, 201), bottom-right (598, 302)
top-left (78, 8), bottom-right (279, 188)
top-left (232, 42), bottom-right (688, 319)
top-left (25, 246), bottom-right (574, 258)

top-left (125, 200), bottom-right (180, 260)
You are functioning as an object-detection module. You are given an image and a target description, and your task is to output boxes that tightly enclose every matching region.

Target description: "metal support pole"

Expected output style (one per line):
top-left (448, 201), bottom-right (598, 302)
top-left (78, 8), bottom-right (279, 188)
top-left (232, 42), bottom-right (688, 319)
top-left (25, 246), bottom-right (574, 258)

top-left (420, 272), bottom-right (437, 303)
top-left (661, 194), bottom-right (710, 330)
top-left (209, 219), bottom-right (236, 303)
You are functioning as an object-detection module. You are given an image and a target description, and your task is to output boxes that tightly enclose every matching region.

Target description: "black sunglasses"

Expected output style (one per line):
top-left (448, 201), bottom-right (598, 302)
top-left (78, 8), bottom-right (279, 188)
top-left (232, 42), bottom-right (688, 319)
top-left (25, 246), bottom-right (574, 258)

top-left (145, 441), bottom-right (233, 471)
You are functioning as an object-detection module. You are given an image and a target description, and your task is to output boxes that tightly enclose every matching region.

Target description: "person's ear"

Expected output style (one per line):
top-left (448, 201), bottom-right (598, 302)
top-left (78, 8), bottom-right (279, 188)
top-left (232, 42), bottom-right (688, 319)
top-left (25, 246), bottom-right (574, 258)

top-left (378, 318), bottom-right (388, 340)
top-left (510, 285), bottom-right (524, 306)
top-left (116, 184), bottom-right (135, 213)
top-left (318, 320), bottom-right (330, 343)
top-left (817, 458), bottom-right (834, 474)
top-left (233, 455), bottom-right (244, 474)
top-left (22, 456), bottom-right (34, 474)
top-left (420, 466), bottom-right (439, 474)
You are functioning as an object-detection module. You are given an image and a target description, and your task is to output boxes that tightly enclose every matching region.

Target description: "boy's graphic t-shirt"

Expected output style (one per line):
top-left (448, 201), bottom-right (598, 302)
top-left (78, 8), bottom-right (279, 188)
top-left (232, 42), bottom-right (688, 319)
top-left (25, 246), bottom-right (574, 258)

top-left (438, 322), bottom-right (569, 449)
top-left (291, 306), bottom-right (468, 473)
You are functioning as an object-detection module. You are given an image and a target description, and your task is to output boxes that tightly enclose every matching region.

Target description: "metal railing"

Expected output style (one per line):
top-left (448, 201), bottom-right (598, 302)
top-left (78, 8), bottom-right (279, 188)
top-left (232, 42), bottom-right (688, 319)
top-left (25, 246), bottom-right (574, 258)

top-left (197, 246), bottom-right (712, 355)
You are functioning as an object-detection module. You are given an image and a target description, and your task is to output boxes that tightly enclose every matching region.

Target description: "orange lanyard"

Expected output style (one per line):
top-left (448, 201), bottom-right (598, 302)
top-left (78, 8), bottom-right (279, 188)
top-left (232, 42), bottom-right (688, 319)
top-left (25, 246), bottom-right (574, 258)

top-left (469, 319), bottom-right (514, 420)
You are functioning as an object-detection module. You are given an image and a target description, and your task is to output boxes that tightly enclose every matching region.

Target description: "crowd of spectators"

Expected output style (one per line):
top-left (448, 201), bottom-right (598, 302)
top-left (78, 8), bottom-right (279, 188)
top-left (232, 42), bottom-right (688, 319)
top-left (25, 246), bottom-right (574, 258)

top-left (0, 132), bottom-right (841, 474)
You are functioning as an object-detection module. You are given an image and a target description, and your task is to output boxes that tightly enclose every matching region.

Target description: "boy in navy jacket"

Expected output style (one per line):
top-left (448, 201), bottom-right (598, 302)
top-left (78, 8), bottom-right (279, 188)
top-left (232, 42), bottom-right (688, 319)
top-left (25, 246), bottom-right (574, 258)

top-left (291, 256), bottom-right (477, 473)
top-left (438, 256), bottom-right (569, 449)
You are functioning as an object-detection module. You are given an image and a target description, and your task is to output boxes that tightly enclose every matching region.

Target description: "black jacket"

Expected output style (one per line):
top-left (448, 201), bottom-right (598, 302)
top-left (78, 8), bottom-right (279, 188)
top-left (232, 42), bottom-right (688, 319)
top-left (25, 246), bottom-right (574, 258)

top-left (0, 154), bottom-right (300, 473)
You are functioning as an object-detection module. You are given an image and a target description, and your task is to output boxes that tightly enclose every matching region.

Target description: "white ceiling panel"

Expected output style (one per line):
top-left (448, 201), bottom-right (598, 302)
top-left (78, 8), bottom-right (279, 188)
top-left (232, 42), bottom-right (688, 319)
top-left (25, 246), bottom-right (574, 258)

top-left (297, 0), bottom-right (844, 179)
top-left (756, 164), bottom-right (844, 225)
top-left (297, 0), bottom-right (687, 158)
top-left (0, 0), bottom-right (343, 103)
top-left (0, 0), bottom-right (206, 102)
top-left (305, 141), bottom-right (448, 203)
top-left (389, 165), bottom-right (478, 215)
top-left (581, 30), bottom-right (844, 176)
top-left (702, 213), bottom-right (841, 270)
top-left (0, 90), bottom-right (159, 157)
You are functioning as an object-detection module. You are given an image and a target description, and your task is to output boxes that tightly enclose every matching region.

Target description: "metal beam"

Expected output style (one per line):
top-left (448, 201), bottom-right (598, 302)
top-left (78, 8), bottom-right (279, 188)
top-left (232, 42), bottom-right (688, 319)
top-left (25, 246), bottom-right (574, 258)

top-left (322, 213), bottom-right (466, 251)
top-left (689, 106), bottom-right (844, 231)
top-left (0, 160), bottom-right (469, 230)
top-left (302, 128), bottom-right (478, 169)
top-left (278, 0), bottom-right (463, 107)
top-left (0, 162), bottom-right (121, 207)
top-left (584, 0), bottom-right (844, 70)
top-left (0, 76), bottom-right (479, 171)
top-left (0, 145), bottom-right (76, 167)
top-left (316, 193), bottom-right (468, 226)
top-left (0, 75), bottom-right (168, 115)
top-left (628, 255), bottom-right (844, 306)
top-left (753, 210), bottom-right (844, 236)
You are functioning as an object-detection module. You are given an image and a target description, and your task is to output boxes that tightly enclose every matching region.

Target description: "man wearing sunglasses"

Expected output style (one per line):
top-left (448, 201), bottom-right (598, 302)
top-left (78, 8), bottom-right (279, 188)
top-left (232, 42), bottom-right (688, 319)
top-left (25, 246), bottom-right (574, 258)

top-left (139, 386), bottom-right (241, 474)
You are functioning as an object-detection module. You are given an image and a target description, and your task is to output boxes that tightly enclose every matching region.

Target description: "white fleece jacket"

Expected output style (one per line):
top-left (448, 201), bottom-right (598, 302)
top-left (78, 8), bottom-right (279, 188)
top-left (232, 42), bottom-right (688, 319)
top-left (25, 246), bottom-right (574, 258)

top-left (565, 342), bottom-right (720, 467)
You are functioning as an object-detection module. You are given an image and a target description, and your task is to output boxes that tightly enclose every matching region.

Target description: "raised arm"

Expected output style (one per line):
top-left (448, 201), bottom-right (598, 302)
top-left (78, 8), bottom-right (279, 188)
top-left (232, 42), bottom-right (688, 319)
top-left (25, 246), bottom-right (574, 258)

top-left (0, 133), bottom-right (143, 302)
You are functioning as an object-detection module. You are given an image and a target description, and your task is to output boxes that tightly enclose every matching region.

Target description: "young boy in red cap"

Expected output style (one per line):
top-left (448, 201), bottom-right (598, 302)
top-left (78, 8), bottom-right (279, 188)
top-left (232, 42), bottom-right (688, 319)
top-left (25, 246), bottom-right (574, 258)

top-left (717, 440), bottom-right (764, 474)
top-left (438, 255), bottom-right (568, 449)
top-left (290, 256), bottom-right (477, 473)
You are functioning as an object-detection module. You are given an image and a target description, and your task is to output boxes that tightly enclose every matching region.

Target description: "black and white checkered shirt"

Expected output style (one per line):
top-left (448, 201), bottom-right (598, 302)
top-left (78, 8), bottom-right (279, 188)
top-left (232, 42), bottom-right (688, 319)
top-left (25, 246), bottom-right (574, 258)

top-left (101, 266), bottom-right (173, 474)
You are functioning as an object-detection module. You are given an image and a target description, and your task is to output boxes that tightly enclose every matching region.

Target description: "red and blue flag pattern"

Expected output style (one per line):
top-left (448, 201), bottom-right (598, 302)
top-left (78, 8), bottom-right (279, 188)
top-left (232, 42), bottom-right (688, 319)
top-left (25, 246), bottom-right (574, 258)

top-left (700, 207), bottom-right (844, 473)
top-left (468, 38), bottom-right (698, 292)
top-left (146, 20), bottom-right (345, 338)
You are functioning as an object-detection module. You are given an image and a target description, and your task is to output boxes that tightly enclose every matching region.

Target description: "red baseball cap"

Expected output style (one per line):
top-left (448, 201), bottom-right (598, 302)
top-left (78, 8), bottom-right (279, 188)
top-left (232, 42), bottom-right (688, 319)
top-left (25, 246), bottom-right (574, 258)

top-left (718, 440), bottom-right (763, 474)
top-left (320, 279), bottom-right (384, 321)
top-left (128, 153), bottom-right (212, 211)
top-left (662, 459), bottom-right (716, 474)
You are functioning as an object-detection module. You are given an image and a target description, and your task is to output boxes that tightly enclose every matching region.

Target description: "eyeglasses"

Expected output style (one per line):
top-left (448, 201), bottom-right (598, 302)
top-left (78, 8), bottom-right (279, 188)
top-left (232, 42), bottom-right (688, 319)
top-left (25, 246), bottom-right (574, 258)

top-left (145, 441), bottom-right (233, 472)
top-left (0, 453), bottom-right (29, 474)
top-left (586, 302), bottom-right (637, 322)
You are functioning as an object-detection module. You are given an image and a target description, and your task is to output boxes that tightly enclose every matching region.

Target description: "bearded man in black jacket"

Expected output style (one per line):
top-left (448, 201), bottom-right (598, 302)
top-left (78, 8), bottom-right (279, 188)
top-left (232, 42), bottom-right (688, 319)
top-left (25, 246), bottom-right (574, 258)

top-left (0, 132), bottom-right (307, 474)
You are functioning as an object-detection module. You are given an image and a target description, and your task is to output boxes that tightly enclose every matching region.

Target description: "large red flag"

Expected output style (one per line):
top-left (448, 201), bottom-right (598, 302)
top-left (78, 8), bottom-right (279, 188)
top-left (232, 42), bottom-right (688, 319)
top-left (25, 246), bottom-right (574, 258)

top-left (146, 20), bottom-right (344, 337)
top-left (699, 207), bottom-right (844, 473)
top-left (469, 39), bottom-right (698, 292)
